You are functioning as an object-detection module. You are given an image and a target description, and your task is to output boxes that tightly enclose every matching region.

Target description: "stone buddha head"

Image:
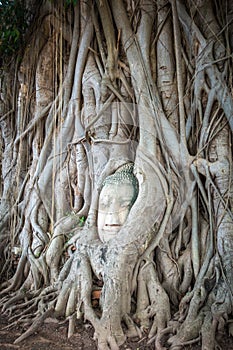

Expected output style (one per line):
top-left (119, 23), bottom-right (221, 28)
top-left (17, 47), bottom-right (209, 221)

top-left (97, 163), bottom-right (138, 243)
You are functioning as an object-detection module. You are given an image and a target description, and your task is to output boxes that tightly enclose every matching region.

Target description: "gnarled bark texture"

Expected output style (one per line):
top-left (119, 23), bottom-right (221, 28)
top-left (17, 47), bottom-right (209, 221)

top-left (0, 1), bottom-right (233, 349)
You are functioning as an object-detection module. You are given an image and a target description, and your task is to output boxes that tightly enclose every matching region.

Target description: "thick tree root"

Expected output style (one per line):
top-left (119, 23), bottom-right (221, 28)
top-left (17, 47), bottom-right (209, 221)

top-left (134, 260), bottom-right (171, 338)
top-left (67, 313), bottom-right (76, 338)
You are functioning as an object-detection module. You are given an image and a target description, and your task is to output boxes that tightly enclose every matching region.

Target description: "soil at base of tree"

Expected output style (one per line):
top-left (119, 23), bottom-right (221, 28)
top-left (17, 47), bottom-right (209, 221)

top-left (0, 315), bottom-right (233, 350)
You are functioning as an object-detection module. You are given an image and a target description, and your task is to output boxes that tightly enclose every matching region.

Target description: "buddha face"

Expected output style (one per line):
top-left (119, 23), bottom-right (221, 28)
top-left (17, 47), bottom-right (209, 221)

top-left (97, 181), bottom-right (135, 243)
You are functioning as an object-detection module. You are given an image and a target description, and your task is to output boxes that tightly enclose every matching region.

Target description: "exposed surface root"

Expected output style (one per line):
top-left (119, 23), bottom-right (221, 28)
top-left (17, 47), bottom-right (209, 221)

top-left (14, 308), bottom-right (54, 344)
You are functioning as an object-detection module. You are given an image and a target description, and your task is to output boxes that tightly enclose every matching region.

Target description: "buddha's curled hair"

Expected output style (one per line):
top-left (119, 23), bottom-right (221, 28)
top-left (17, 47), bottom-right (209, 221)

top-left (101, 162), bottom-right (139, 206)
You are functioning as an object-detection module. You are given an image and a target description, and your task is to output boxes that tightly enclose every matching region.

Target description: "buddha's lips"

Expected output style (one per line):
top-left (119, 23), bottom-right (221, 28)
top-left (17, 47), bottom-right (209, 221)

top-left (105, 224), bottom-right (121, 227)
top-left (103, 224), bottom-right (121, 231)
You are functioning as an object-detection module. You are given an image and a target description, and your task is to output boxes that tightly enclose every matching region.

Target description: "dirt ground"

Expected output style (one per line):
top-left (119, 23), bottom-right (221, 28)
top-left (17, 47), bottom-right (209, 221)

top-left (1, 315), bottom-right (233, 350)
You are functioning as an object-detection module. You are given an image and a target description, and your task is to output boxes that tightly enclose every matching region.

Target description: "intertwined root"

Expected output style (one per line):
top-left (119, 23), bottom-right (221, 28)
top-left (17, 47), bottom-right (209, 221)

top-left (134, 261), bottom-right (170, 338)
top-left (162, 274), bottom-right (232, 350)
top-left (0, 245), bottom-right (233, 350)
top-left (0, 285), bottom-right (58, 342)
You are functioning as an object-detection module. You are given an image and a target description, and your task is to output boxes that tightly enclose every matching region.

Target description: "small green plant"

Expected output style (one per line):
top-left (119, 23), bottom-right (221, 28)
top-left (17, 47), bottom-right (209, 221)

top-left (78, 216), bottom-right (86, 227)
top-left (34, 251), bottom-right (41, 258)
top-left (64, 212), bottom-right (86, 229)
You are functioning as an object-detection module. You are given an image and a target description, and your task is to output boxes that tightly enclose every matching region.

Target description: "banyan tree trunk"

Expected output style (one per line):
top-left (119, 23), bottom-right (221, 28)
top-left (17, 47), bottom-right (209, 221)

top-left (0, 1), bottom-right (233, 349)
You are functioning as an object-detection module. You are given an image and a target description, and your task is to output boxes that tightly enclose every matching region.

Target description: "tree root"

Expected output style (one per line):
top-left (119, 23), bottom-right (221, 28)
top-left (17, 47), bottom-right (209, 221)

top-left (134, 260), bottom-right (171, 339)
top-left (123, 314), bottom-right (142, 339)
top-left (0, 254), bottom-right (27, 296)
top-left (167, 273), bottom-right (233, 349)
top-left (67, 313), bottom-right (76, 338)
top-left (94, 333), bottom-right (119, 350)
top-left (13, 308), bottom-right (54, 344)
top-left (201, 311), bottom-right (216, 350)
top-left (168, 311), bottom-right (204, 347)
top-left (2, 312), bottom-right (37, 331)
top-left (8, 299), bottom-right (38, 321)
top-left (1, 292), bottom-right (28, 313)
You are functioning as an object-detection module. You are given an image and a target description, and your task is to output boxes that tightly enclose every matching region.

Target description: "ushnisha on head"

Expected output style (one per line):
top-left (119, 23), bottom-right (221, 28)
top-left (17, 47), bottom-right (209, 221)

top-left (101, 163), bottom-right (139, 203)
top-left (98, 163), bottom-right (139, 243)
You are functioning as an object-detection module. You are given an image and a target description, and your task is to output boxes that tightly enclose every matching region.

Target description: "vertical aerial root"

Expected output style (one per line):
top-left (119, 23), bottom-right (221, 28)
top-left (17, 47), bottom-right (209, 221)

top-left (0, 254), bottom-right (27, 296)
top-left (28, 247), bottom-right (48, 286)
top-left (46, 216), bottom-right (80, 281)
top-left (67, 313), bottom-right (76, 338)
top-left (201, 311), bottom-right (216, 350)
top-left (134, 281), bottom-right (150, 327)
top-left (147, 263), bottom-right (171, 339)
top-left (65, 282), bottom-right (77, 317)
top-left (54, 280), bottom-right (72, 315)
top-left (134, 260), bottom-right (171, 337)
